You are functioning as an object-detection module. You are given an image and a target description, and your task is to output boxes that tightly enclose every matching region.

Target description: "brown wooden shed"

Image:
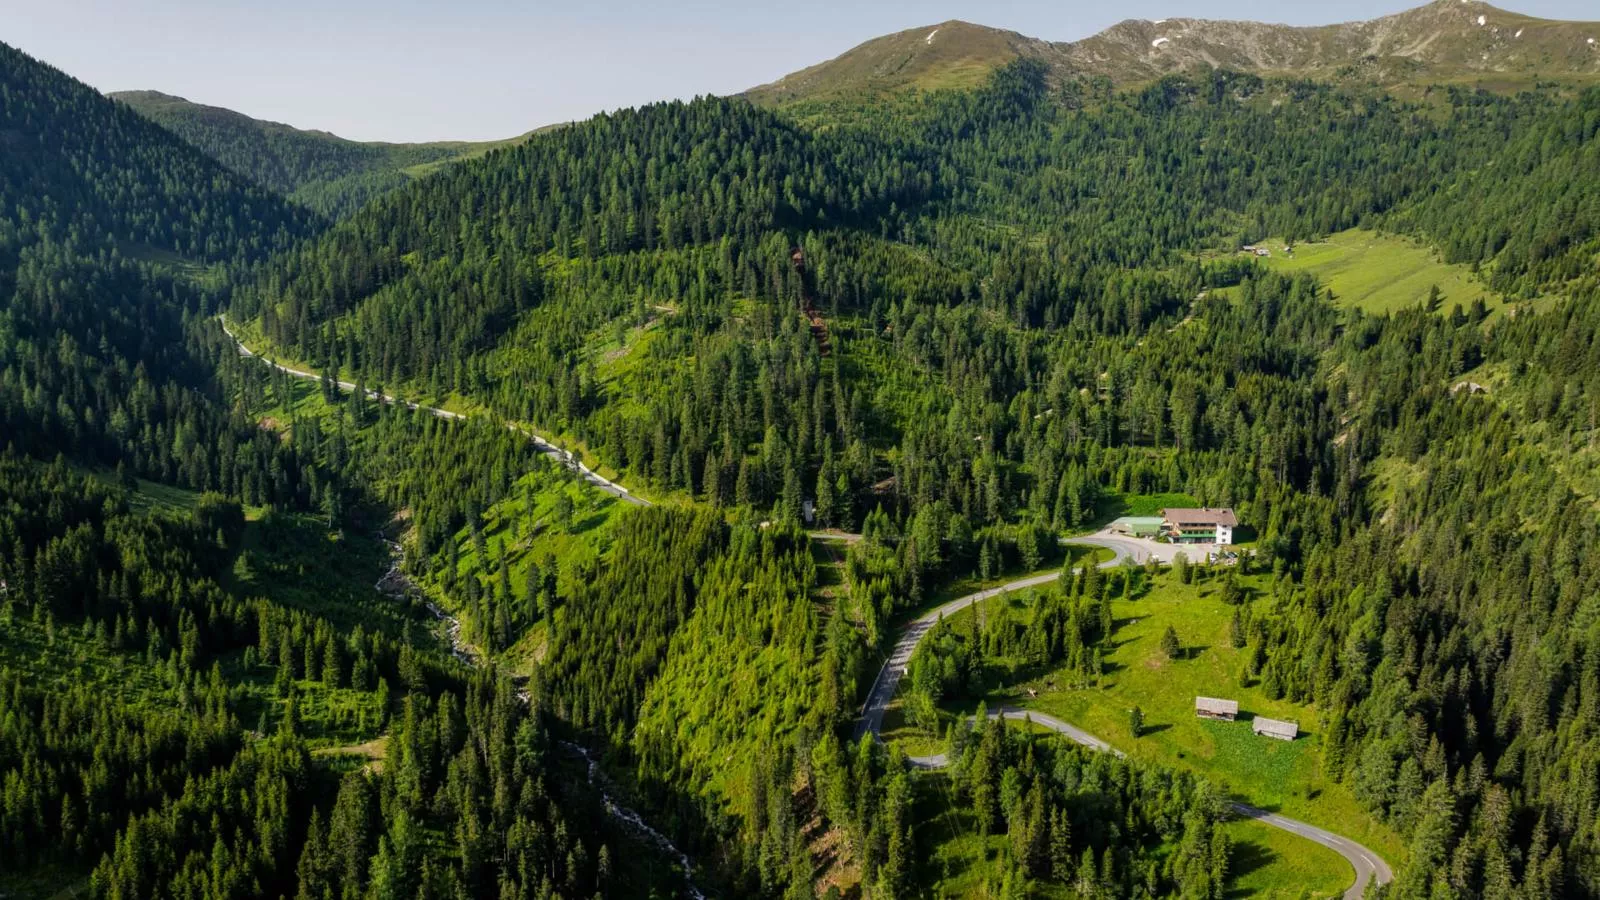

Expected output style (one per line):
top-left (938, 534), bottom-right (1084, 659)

top-left (1252, 717), bottom-right (1299, 741)
top-left (1195, 696), bottom-right (1239, 721)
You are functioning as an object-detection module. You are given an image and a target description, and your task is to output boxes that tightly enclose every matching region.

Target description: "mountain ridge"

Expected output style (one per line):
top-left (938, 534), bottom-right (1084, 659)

top-left (746, 1), bottom-right (1600, 105)
top-left (112, 89), bottom-right (535, 217)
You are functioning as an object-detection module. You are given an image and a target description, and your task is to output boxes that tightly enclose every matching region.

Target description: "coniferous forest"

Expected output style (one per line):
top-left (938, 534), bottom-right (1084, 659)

top-left (6, 4), bottom-right (1600, 898)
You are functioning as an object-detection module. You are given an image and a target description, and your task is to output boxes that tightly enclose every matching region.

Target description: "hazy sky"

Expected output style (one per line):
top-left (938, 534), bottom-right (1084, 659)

top-left (3, 0), bottom-right (1593, 142)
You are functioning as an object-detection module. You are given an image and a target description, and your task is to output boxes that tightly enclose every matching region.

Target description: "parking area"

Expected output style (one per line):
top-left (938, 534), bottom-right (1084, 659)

top-left (1066, 528), bottom-right (1226, 566)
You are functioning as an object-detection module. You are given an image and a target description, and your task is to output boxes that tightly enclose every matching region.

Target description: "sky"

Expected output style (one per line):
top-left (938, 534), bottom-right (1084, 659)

top-left (2, 0), bottom-right (1594, 143)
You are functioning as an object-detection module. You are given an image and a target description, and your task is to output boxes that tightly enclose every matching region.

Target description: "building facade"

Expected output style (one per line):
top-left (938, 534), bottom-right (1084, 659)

top-left (1161, 508), bottom-right (1237, 545)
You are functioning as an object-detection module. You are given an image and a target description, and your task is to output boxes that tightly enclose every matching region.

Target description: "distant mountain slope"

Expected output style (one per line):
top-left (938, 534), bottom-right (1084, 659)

top-left (747, 1), bottom-right (1600, 106)
top-left (0, 39), bottom-right (319, 457)
top-left (1063, 1), bottom-right (1600, 85)
top-left (0, 45), bottom-right (317, 267)
top-left (112, 90), bottom-right (532, 218)
top-left (744, 20), bottom-right (1063, 105)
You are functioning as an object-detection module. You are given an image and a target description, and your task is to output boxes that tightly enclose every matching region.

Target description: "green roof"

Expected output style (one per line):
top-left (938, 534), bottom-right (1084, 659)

top-left (1112, 516), bottom-right (1166, 526)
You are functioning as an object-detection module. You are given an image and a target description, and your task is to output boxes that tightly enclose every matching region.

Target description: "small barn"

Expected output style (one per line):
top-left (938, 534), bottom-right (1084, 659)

top-left (1253, 717), bottom-right (1299, 741)
top-left (1195, 697), bottom-right (1239, 721)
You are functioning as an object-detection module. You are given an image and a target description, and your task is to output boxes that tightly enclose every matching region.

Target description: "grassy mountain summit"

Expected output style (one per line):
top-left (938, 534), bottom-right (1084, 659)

top-left (112, 90), bottom-right (533, 217)
top-left (1065, 0), bottom-right (1600, 85)
top-left (744, 20), bottom-right (1061, 104)
top-left (747, 0), bottom-right (1600, 106)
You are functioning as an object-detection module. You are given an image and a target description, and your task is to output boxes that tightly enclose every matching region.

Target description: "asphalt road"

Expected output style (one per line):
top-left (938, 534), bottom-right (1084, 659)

top-left (221, 317), bottom-right (649, 507)
top-left (906, 706), bottom-right (1117, 767)
top-left (853, 568), bottom-right (1076, 741)
top-left (230, 316), bottom-right (1389, 896)
top-left (859, 541), bottom-right (1393, 900)
top-left (1232, 802), bottom-right (1394, 899)
top-left (1067, 529), bottom-right (1223, 565)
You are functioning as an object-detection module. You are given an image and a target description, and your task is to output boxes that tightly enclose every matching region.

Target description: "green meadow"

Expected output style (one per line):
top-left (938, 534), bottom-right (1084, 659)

top-left (1231, 228), bottom-right (1558, 318)
top-left (889, 568), bottom-right (1407, 895)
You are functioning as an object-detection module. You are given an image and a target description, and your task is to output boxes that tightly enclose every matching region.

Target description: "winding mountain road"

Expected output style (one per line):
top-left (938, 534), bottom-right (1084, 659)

top-left (225, 317), bottom-right (1390, 896)
top-left (220, 317), bottom-right (649, 506)
top-left (905, 706), bottom-right (1116, 767)
top-left (858, 543), bottom-right (1393, 900)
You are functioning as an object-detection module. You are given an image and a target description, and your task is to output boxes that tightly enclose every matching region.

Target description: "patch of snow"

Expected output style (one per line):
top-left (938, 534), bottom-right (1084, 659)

top-left (1152, 36), bottom-right (1171, 48)
top-left (1590, 37), bottom-right (1597, 45)
top-left (926, 28), bottom-right (939, 45)
top-left (1477, 14), bottom-right (1486, 26)
top-left (1153, 19), bottom-right (1167, 25)
top-left (1514, 28), bottom-right (1524, 38)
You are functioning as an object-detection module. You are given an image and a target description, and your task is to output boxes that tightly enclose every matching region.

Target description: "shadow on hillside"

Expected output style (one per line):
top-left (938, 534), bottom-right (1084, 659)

top-left (1224, 839), bottom-right (1276, 898)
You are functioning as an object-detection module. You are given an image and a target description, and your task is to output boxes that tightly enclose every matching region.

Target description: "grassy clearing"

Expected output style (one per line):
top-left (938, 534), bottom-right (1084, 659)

top-left (886, 569), bottom-right (1403, 894)
top-left (84, 470), bottom-right (232, 521)
top-left (986, 574), bottom-right (1402, 864)
top-left (1092, 490), bottom-right (1201, 525)
top-left (443, 469), bottom-right (620, 599)
top-left (127, 477), bottom-right (203, 516)
top-left (120, 241), bottom-right (227, 288)
top-left (323, 736), bottom-right (389, 759)
top-left (227, 509), bottom-right (421, 638)
top-left (911, 770), bottom-right (1026, 897)
top-left (424, 463), bottom-right (625, 670)
top-left (1221, 818), bottom-right (1350, 899)
top-left (0, 608), bottom-right (178, 705)
top-left (0, 863), bottom-right (90, 900)
top-left (1238, 228), bottom-right (1536, 317)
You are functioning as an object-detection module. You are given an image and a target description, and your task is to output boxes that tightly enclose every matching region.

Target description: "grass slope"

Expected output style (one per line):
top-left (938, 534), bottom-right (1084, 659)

top-left (433, 468), bottom-right (624, 673)
top-left (748, 3), bottom-right (1600, 109)
top-left (745, 20), bottom-right (1045, 107)
top-left (1003, 574), bottom-right (1400, 861)
top-left (909, 738), bottom-right (1351, 899)
top-left (886, 569), bottom-right (1406, 894)
top-left (1239, 229), bottom-right (1508, 315)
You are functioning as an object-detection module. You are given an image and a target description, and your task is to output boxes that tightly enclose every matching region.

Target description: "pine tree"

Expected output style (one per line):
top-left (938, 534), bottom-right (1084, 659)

top-left (1160, 625), bottom-right (1182, 661)
top-left (1228, 609), bottom-right (1246, 649)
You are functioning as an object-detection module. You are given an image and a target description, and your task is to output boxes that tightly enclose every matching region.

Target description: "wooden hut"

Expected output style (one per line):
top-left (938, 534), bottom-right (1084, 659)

top-left (1252, 717), bottom-right (1299, 741)
top-left (1195, 697), bottom-right (1239, 721)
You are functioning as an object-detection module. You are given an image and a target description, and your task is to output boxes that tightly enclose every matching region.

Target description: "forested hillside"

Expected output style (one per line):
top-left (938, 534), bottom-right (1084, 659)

top-left (234, 64), bottom-right (1596, 530)
top-left (11, 3), bottom-right (1600, 898)
top-left (0, 44), bottom-right (318, 265)
top-left (112, 90), bottom-right (528, 218)
top-left (0, 40), bottom-right (670, 899)
top-left (222, 40), bottom-right (1600, 897)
